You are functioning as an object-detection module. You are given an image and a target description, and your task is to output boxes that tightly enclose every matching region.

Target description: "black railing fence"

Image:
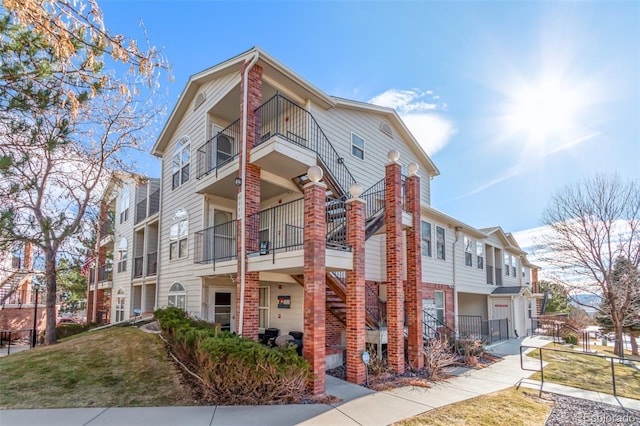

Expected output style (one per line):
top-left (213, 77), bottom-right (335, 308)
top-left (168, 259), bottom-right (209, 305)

top-left (133, 256), bottom-right (143, 278)
top-left (255, 94), bottom-right (356, 196)
top-left (147, 251), bottom-right (157, 276)
top-left (457, 315), bottom-right (484, 339)
top-left (197, 119), bottom-right (241, 179)
top-left (325, 196), bottom-right (350, 251)
top-left (149, 189), bottom-right (160, 216)
top-left (247, 198), bottom-right (305, 263)
top-left (194, 220), bottom-right (238, 265)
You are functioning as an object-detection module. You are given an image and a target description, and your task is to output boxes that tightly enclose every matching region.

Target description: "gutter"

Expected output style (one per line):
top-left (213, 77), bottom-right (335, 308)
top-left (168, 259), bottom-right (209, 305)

top-left (238, 51), bottom-right (259, 337)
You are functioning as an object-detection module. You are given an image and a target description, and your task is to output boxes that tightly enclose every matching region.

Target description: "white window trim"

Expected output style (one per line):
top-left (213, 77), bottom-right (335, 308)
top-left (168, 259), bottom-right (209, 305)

top-left (351, 132), bottom-right (365, 160)
top-left (436, 226), bottom-right (446, 260)
top-left (172, 136), bottom-right (191, 190)
top-left (170, 209), bottom-right (189, 261)
top-left (258, 286), bottom-right (270, 331)
top-left (168, 282), bottom-right (187, 310)
top-left (435, 290), bottom-right (445, 325)
top-left (464, 236), bottom-right (473, 267)
top-left (421, 220), bottom-right (432, 257)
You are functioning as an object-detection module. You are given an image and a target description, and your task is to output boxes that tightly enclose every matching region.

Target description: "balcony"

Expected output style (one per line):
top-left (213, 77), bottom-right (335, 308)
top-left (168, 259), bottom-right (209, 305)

top-left (486, 265), bottom-right (494, 284)
top-left (133, 256), bottom-right (143, 278)
top-left (135, 189), bottom-right (160, 225)
top-left (194, 220), bottom-right (238, 266)
top-left (195, 119), bottom-right (241, 198)
top-left (89, 265), bottom-right (113, 289)
top-left (147, 252), bottom-right (157, 276)
top-left (495, 268), bottom-right (503, 286)
top-left (99, 219), bottom-right (114, 247)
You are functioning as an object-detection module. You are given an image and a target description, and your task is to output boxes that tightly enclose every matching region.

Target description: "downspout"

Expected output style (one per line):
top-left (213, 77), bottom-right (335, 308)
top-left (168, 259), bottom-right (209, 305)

top-left (452, 227), bottom-right (461, 336)
top-left (155, 177), bottom-right (163, 313)
top-left (238, 51), bottom-right (259, 337)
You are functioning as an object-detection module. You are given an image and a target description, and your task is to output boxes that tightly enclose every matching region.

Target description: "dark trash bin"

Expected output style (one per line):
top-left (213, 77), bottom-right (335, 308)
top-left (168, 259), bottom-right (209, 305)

top-left (289, 331), bottom-right (303, 340)
top-left (262, 327), bottom-right (279, 346)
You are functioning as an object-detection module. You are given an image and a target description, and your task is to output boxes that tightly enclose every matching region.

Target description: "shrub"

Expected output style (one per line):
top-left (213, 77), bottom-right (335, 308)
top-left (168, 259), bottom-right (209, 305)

top-left (56, 323), bottom-right (91, 340)
top-left (564, 333), bottom-right (578, 345)
top-left (423, 338), bottom-right (458, 379)
top-left (154, 307), bottom-right (311, 405)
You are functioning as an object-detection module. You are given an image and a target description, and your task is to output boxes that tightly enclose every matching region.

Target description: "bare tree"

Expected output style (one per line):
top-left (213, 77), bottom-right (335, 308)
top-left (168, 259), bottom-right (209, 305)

top-left (0, 7), bottom-right (166, 344)
top-left (540, 175), bottom-right (640, 356)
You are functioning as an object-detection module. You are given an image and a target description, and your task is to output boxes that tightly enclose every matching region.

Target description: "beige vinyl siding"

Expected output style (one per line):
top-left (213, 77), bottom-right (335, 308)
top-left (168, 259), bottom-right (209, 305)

top-left (458, 293), bottom-right (488, 318)
top-left (111, 182), bottom-right (137, 320)
top-left (455, 234), bottom-right (487, 288)
top-left (420, 216), bottom-right (453, 285)
top-left (309, 103), bottom-right (432, 206)
top-left (265, 281), bottom-right (303, 336)
top-left (365, 234), bottom-right (385, 281)
top-left (157, 74), bottom-right (240, 317)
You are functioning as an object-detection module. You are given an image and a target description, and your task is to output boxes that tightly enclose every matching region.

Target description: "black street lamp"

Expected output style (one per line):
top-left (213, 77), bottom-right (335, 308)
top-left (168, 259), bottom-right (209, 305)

top-left (32, 279), bottom-right (42, 348)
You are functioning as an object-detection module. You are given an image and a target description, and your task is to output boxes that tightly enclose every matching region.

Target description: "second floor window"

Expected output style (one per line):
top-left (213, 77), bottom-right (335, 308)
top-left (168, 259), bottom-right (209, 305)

top-left (476, 241), bottom-right (484, 269)
top-left (505, 253), bottom-right (510, 276)
top-left (117, 237), bottom-right (127, 273)
top-left (351, 132), bottom-right (365, 160)
top-left (119, 188), bottom-right (130, 224)
top-left (170, 209), bottom-right (188, 260)
top-left (421, 221), bottom-right (432, 257)
top-left (464, 236), bottom-right (473, 267)
top-left (436, 226), bottom-right (445, 260)
top-left (172, 136), bottom-right (191, 190)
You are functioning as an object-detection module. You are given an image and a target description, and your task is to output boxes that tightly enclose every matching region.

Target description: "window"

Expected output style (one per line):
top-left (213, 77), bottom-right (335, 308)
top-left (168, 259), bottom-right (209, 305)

top-left (351, 132), bottom-right (365, 160)
top-left (259, 287), bottom-right (269, 329)
top-left (464, 236), bottom-right (473, 267)
top-left (476, 241), bottom-right (484, 269)
top-left (436, 226), bottom-right (446, 260)
top-left (117, 237), bottom-right (127, 273)
top-left (511, 256), bottom-right (517, 277)
top-left (119, 188), bottom-right (130, 223)
top-left (504, 253), bottom-right (510, 276)
top-left (170, 209), bottom-right (188, 260)
top-left (172, 136), bottom-right (191, 189)
top-left (435, 290), bottom-right (445, 324)
top-left (421, 221), bottom-right (432, 257)
top-left (168, 282), bottom-right (186, 310)
top-left (115, 288), bottom-right (125, 322)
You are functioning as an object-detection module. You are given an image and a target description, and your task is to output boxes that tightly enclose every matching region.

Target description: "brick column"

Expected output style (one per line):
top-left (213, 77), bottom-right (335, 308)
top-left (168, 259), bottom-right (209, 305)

top-left (385, 152), bottom-right (404, 374)
top-left (405, 167), bottom-right (424, 369)
top-left (236, 62), bottom-right (263, 340)
top-left (303, 178), bottom-right (326, 395)
top-left (346, 195), bottom-right (366, 384)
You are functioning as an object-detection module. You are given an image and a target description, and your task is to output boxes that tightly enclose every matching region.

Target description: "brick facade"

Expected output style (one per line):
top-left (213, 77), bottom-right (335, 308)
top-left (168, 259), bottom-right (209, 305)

top-left (423, 283), bottom-right (455, 330)
top-left (325, 309), bottom-right (344, 348)
top-left (346, 197), bottom-right (366, 384)
top-left (0, 306), bottom-right (48, 340)
top-left (303, 180), bottom-right (327, 395)
top-left (385, 159), bottom-right (404, 374)
top-left (405, 173), bottom-right (424, 369)
top-left (236, 62), bottom-right (263, 340)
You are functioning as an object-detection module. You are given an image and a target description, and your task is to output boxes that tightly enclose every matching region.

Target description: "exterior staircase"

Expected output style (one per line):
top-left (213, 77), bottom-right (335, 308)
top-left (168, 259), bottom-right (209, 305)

top-left (0, 271), bottom-right (31, 305)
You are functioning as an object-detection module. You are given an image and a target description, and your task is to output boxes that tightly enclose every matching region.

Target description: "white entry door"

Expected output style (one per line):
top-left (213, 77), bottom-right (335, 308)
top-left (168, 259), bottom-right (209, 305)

top-left (491, 298), bottom-right (513, 337)
top-left (210, 290), bottom-right (236, 332)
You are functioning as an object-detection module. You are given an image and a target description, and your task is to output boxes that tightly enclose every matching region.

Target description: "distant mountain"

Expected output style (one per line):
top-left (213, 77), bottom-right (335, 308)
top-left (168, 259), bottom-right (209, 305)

top-left (571, 294), bottom-right (600, 313)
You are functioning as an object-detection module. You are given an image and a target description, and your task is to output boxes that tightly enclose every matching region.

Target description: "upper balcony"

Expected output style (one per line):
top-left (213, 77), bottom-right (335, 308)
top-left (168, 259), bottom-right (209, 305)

top-left (98, 218), bottom-right (114, 247)
top-left (135, 187), bottom-right (160, 226)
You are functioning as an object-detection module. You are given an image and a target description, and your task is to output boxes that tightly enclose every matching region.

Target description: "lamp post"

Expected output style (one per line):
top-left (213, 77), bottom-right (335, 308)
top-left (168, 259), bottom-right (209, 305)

top-left (31, 279), bottom-right (42, 348)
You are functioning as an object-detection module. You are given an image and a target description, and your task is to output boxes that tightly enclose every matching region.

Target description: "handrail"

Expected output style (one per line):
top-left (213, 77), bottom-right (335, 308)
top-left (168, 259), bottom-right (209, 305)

top-left (194, 220), bottom-right (238, 265)
top-left (329, 271), bottom-right (385, 327)
top-left (518, 344), bottom-right (633, 398)
top-left (423, 309), bottom-right (456, 341)
top-left (247, 198), bottom-right (305, 263)
top-left (196, 118), bottom-right (241, 179)
top-left (254, 93), bottom-right (356, 196)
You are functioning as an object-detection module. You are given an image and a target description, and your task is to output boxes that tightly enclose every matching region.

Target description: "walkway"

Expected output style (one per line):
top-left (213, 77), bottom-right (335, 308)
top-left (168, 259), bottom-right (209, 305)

top-left (1, 337), bottom-right (638, 425)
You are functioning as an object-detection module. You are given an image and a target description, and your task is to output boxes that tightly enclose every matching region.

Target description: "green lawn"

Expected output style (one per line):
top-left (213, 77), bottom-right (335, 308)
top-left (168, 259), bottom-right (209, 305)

top-left (396, 388), bottom-right (552, 426)
top-left (0, 327), bottom-right (196, 409)
top-left (527, 346), bottom-right (640, 400)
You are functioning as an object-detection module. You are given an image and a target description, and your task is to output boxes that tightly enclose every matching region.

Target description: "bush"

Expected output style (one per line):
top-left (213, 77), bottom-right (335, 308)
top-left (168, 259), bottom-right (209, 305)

top-left (154, 307), bottom-right (311, 405)
top-left (423, 338), bottom-right (458, 379)
top-left (56, 323), bottom-right (91, 340)
top-left (564, 333), bottom-right (578, 345)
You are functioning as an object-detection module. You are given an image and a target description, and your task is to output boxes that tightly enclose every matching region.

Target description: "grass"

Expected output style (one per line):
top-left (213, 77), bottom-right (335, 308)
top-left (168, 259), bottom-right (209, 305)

top-left (0, 327), bottom-right (196, 409)
top-left (396, 388), bottom-right (553, 426)
top-left (527, 345), bottom-right (640, 400)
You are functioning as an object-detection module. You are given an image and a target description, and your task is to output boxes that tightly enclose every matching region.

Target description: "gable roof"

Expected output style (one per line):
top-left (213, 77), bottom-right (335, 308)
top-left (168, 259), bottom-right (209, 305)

top-left (421, 206), bottom-right (488, 239)
top-left (480, 226), bottom-right (527, 255)
top-left (150, 47), bottom-right (439, 178)
top-left (491, 286), bottom-right (533, 297)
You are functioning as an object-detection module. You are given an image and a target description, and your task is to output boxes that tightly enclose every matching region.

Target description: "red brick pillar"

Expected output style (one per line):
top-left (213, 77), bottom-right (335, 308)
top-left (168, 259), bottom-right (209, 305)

top-left (303, 168), bottom-right (326, 395)
top-left (346, 191), bottom-right (366, 384)
top-left (236, 62), bottom-right (263, 340)
top-left (385, 150), bottom-right (404, 374)
top-left (405, 166), bottom-right (424, 369)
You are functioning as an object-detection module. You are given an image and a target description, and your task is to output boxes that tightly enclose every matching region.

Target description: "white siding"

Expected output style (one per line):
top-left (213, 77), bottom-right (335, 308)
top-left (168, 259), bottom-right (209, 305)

top-left (265, 281), bottom-right (303, 336)
top-left (420, 217), bottom-right (453, 285)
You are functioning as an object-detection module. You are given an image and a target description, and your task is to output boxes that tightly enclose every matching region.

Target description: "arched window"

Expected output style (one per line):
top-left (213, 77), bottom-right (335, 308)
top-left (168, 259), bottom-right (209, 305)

top-left (115, 288), bottom-right (125, 322)
top-left (168, 282), bottom-right (186, 310)
top-left (172, 136), bottom-right (191, 189)
top-left (117, 237), bottom-right (128, 273)
top-left (170, 209), bottom-right (188, 260)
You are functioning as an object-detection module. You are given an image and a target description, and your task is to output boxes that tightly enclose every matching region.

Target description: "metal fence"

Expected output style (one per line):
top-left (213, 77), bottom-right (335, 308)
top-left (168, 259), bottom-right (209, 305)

top-left (247, 198), bottom-right (305, 263)
top-left (196, 119), bottom-right (241, 179)
top-left (194, 220), bottom-right (238, 265)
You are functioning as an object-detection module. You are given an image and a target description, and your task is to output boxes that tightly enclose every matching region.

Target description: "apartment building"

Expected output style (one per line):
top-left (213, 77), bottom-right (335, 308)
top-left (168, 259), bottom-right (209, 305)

top-left (94, 47), bottom-right (539, 394)
top-left (87, 175), bottom-right (160, 325)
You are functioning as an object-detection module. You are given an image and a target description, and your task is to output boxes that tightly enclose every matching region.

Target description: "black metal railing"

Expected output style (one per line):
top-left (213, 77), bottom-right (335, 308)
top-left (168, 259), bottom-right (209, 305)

top-left (133, 256), bottom-right (143, 278)
top-left (254, 94), bottom-right (356, 196)
top-left (423, 309), bottom-right (456, 341)
top-left (482, 318), bottom-right (509, 344)
top-left (135, 199), bottom-right (146, 224)
top-left (361, 178), bottom-right (386, 219)
top-left (458, 315), bottom-right (484, 339)
top-left (486, 265), bottom-right (494, 284)
top-left (99, 219), bottom-right (113, 238)
top-left (325, 196), bottom-right (350, 251)
top-left (149, 189), bottom-right (159, 216)
top-left (194, 220), bottom-right (238, 265)
top-left (196, 119), bottom-right (241, 179)
top-left (147, 251), bottom-right (157, 275)
top-left (495, 268), bottom-right (503, 286)
top-left (248, 198), bottom-right (305, 263)
top-left (365, 282), bottom-right (386, 327)
top-left (98, 265), bottom-right (112, 282)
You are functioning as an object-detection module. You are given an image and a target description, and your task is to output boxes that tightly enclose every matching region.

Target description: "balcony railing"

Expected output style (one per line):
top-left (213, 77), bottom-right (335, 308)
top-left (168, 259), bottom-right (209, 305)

top-left (325, 196), bottom-right (350, 251)
top-left (149, 189), bottom-right (159, 216)
top-left (255, 94), bottom-right (356, 197)
top-left (135, 199), bottom-right (146, 224)
top-left (133, 256), bottom-right (143, 278)
top-left (147, 252), bottom-right (157, 275)
top-left (196, 119), bottom-right (241, 179)
top-left (247, 198), bottom-right (305, 262)
top-left (194, 220), bottom-right (238, 265)
top-left (486, 265), bottom-right (494, 284)
top-left (99, 219), bottom-right (113, 238)
top-left (89, 265), bottom-right (113, 284)
top-left (135, 188), bottom-right (160, 224)
top-left (495, 268), bottom-right (503, 286)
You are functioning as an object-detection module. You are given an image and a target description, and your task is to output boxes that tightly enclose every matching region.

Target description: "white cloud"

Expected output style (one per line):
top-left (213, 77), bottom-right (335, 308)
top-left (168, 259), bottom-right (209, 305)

top-left (369, 88), bottom-right (456, 155)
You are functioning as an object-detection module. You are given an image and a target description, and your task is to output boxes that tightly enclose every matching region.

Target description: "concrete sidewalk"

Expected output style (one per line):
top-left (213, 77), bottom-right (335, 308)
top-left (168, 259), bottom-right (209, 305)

top-left (1, 336), bottom-right (638, 425)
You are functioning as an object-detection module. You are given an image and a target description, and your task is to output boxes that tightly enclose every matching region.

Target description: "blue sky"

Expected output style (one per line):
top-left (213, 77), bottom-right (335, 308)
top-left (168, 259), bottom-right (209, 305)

top-left (101, 1), bottom-right (639, 234)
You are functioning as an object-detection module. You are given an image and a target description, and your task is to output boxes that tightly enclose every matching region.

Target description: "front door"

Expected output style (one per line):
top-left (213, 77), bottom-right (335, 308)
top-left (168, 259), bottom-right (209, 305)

top-left (491, 297), bottom-right (513, 337)
top-left (210, 290), bottom-right (235, 332)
